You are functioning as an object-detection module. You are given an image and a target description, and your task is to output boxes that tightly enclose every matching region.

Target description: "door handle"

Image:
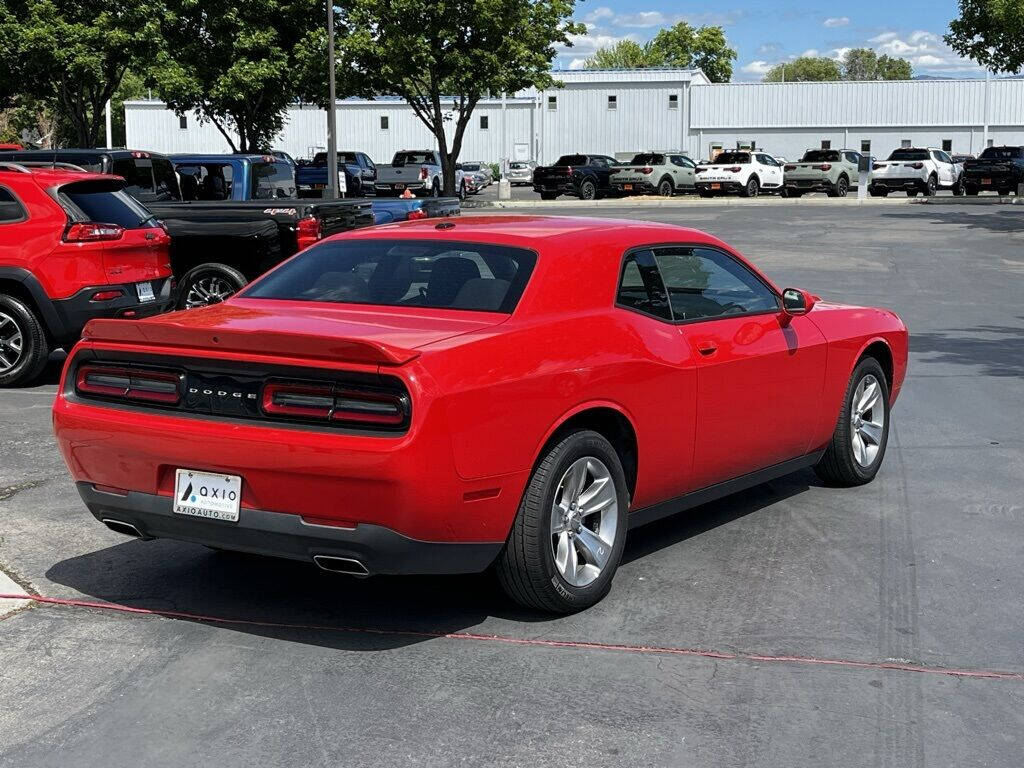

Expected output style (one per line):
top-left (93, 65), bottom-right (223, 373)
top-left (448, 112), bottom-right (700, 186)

top-left (696, 341), bottom-right (718, 356)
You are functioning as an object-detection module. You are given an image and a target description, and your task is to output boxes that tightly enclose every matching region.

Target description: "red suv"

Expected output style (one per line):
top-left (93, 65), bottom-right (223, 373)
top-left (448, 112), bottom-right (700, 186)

top-left (0, 163), bottom-right (174, 386)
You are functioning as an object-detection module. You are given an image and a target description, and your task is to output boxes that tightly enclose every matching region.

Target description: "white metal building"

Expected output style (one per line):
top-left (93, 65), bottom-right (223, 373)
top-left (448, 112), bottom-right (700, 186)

top-left (125, 69), bottom-right (1024, 165)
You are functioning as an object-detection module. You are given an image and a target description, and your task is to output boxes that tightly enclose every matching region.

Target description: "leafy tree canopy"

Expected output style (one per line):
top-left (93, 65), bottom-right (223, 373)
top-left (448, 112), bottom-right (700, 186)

top-left (841, 48), bottom-right (913, 80)
top-left (585, 23), bottom-right (736, 82)
top-left (946, 0), bottom-right (1024, 73)
top-left (341, 0), bottom-right (584, 195)
top-left (763, 56), bottom-right (841, 82)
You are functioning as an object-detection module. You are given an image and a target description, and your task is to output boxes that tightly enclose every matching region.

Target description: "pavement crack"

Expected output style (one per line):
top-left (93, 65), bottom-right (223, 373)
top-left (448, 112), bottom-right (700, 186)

top-left (0, 479), bottom-right (48, 502)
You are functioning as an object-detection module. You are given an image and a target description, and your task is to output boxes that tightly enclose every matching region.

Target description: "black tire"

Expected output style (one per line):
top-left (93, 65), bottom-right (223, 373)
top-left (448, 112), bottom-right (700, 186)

top-left (698, 189), bottom-right (714, 198)
top-left (869, 189), bottom-right (888, 198)
top-left (998, 188), bottom-right (1011, 196)
top-left (657, 177), bottom-right (674, 197)
top-left (814, 357), bottom-right (891, 487)
top-left (923, 175), bottom-right (937, 197)
top-left (906, 190), bottom-right (918, 198)
top-left (458, 181), bottom-right (466, 201)
top-left (952, 176), bottom-right (965, 196)
top-left (788, 190), bottom-right (804, 198)
top-left (965, 185), bottom-right (979, 196)
top-left (0, 294), bottom-right (49, 388)
top-left (540, 191), bottom-right (558, 200)
top-left (740, 176), bottom-right (759, 198)
top-left (496, 430), bottom-right (629, 613)
top-left (578, 179), bottom-right (597, 200)
top-left (177, 263), bottom-right (248, 310)
top-left (431, 180), bottom-right (441, 197)
top-left (829, 176), bottom-right (849, 198)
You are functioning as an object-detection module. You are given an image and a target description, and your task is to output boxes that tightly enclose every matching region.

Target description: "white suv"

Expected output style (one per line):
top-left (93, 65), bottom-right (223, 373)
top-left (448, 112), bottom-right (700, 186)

top-left (869, 148), bottom-right (965, 197)
top-left (695, 151), bottom-right (785, 197)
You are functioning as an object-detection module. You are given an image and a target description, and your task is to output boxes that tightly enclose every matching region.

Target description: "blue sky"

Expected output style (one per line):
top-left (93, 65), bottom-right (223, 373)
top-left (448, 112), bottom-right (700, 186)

top-left (554, 0), bottom-right (984, 80)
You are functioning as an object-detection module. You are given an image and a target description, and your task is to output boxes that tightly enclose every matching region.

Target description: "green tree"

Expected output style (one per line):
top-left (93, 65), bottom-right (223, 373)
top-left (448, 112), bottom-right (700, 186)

top-left (341, 0), bottom-right (584, 196)
top-left (151, 0), bottom-right (327, 152)
top-left (763, 56), bottom-right (841, 82)
top-left (0, 0), bottom-right (164, 147)
top-left (585, 40), bottom-right (662, 69)
top-left (585, 23), bottom-right (736, 82)
top-left (840, 48), bottom-right (913, 80)
top-left (946, 0), bottom-right (1024, 73)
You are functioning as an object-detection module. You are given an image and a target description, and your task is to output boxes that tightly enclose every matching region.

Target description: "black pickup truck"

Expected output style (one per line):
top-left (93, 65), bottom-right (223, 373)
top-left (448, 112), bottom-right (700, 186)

top-left (532, 154), bottom-right (622, 200)
top-left (0, 148), bottom-right (375, 308)
top-left (962, 146), bottom-right (1024, 196)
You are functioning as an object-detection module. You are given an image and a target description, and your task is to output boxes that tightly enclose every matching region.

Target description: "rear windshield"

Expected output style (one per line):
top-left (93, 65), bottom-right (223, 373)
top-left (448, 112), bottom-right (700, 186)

top-left (461, 163), bottom-right (481, 171)
top-left (251, 161), bottom-right (294, 199)
top-left (887, 149), bottom-right (929, 161)
top-left (110, 156), bottom-right (180, 202)
top-left (243, 239), bottom-right (537, 313)
top-left (801, 150), bottom-right (840, 162)
top-left (980, 147), bottom-right (1023, 160)
top-left (509, 162), bottom-right (529, 169)
top-left (630, 153), bottom-right (664, 165)
top-left (393, 152), bottom-right (434, 165)
top-left (713, 152), bottom-right (750, 164)
top-left (312, 152), bottom-right (358, 164)
top-left (58, 181), bottom-right (157, 229)
top-left (554, 155), bottom-right (587, 166)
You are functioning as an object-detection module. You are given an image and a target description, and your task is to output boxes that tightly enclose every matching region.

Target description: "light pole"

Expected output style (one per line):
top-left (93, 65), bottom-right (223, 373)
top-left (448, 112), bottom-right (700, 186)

top-left (325, 0), bottom-right (339, 199)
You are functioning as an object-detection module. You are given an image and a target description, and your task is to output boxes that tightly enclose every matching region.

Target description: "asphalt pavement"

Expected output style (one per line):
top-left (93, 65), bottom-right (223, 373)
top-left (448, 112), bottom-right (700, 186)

top-left (2, 201), bottom-right (1023, 767)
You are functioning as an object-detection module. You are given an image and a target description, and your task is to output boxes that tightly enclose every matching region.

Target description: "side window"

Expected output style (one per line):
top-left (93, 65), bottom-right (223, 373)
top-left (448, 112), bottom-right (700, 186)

top-left (653, 247), bottom-right (779, 322)
top-left (251, 161), bottom-right (295, 198)
top-left (0, 186), bottom-right (27, 223)
top-left (590, 157), bottom-right (607, 168)
top-left (616, 250), bottom-right (671, 321)
top-left (112, 158), bottom-right (155, 199)
top-left (152, 157), bottom-right (181, 201)
top-left (845, 152), bottom-right (860, 165)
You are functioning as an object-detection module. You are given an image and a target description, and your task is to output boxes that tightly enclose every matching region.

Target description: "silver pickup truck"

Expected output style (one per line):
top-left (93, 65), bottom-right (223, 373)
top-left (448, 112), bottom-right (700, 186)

top-left (374, 150), bottom-right (444, 197)
top-left (610, 152), bottom-right (696, 196)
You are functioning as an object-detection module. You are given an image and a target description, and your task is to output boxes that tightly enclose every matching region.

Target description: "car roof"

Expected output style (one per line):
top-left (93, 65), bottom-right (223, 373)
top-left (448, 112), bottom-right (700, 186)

top-left (0, 164), bottom-right (119, 187)
top-left (0, 148), bottom-right (164, 159)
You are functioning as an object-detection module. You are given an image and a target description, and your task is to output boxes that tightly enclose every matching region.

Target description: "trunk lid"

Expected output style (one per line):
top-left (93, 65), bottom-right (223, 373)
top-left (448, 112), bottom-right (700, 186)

top-left (99, 226), bottom-right (172, 285)
top-left (81, 299), bottom-right (507, 366)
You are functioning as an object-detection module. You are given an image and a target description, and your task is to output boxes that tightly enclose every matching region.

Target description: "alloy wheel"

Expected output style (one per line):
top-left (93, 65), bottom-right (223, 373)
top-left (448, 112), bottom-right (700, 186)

top-left (550, 456), bottom-right (619, 588)
top-left (0, 311), bottom-right (24, 374)
top-left (850, 374), bottom-right (885, 467)
top-left (185, 276), bottom-right (236, 309)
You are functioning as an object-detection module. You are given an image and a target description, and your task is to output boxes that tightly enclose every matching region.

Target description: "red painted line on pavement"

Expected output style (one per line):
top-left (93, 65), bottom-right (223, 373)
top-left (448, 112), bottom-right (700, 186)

top-left (3, 592), bottom-right (1023, 682)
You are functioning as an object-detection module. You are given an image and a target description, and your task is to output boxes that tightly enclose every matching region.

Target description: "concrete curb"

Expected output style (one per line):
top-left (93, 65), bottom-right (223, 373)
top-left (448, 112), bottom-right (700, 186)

top-left (922, 196), bottom-right (1023, 205)
top-left (0, 569), bottom-right (32, 618)
top-left (474, 196), bottom-right (921, 209)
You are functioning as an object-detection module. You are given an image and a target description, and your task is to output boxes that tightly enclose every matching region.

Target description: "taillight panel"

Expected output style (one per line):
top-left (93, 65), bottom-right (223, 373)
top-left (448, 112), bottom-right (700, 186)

top-left (263, 379), bottom-right (408, 427)
top-left (76, 364), bottom-right (183, 404)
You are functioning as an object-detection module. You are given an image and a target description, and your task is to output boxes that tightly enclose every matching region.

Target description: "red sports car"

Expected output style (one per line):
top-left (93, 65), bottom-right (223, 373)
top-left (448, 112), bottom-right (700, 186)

top-left (53, 216), bottom-right (907, 612)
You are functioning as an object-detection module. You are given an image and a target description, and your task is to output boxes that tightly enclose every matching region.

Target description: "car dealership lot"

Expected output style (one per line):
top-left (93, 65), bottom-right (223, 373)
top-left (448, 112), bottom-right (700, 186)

top-left (2, 203), bottom-right (1023, 766)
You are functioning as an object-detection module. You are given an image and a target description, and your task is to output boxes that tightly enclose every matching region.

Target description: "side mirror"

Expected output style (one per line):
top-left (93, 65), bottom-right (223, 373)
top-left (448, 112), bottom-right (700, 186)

top-left (782, 288), bottom-right (815, 316)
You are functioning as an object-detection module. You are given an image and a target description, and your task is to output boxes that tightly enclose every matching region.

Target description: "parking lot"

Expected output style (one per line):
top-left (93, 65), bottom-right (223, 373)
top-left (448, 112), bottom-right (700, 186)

top-left (2, 200), bottom-right (1023, 767)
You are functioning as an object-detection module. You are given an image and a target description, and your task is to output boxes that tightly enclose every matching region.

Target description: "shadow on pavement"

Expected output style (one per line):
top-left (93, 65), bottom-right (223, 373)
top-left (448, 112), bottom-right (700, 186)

top-left (46, 473), bottom-right (819, 651)
top-left (880, 208), bottom-right (1024, 235)
top-left (910, 319), bottom-right (1024, 378)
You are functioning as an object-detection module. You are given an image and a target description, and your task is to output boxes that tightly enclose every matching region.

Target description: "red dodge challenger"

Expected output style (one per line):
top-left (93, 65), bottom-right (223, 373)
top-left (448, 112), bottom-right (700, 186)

top-left (53, 216), bottom-right (907, 612)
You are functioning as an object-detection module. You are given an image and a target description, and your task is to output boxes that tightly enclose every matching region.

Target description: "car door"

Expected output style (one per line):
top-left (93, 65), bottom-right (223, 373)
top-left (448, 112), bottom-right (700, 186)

top-left (671, 155), bottom-right (695, 188)
top-left (760, 154), bottom-right (783, 187)
top-left (651, 245), bottom-right (828, 489)
top-left (932, 151), bottom-right (953, 186)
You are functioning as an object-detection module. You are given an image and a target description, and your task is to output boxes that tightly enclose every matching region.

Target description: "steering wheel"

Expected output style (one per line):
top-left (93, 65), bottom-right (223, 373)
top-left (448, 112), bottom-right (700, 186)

top-left (719, 302), bottom-right (746, 315)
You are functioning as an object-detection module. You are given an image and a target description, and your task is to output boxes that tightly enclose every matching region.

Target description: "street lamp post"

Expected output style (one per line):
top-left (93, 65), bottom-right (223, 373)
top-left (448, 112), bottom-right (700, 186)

top-left (325, 0), bottom-right (339, 200)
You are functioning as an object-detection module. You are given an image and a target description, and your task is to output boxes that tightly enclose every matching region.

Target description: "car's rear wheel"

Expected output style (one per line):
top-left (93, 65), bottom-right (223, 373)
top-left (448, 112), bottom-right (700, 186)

top-left (0, 295), bottom-right (49, 388)
top-left (496, 430), bottom-right (628, 613)
top-left (540, 191), bottom-right (558, 200)
top-left (906, 190), bottom-right (918, 197)
top-left (869, 189), bottom-right (888, 197)
top-left (578, 180), bottom-right (597, 200)
top-left (965, 185), bottom-right (979, 196)
top-left (740, 177), bottom-right (759, 198)
top-left (657, 177), bottom-right (674, 197)
top-left (698, 189), bottom-right (714, 198)
top-left (178, 264), bottom-right (248, 310)
top-left (458, 181), bottom-right (466, 201)
top-left (998, 187), bottom-right (1011, 196)
top-left (952, 176), bottom-right (965, 196)
top-left (923, 175), bottom-right (937, 196)
top-left (829, 176), bottom-right (849, 198)
top-left (788, 190), bottom-right (804, 198)
top-left (814, 357), bottom-right (890, 486)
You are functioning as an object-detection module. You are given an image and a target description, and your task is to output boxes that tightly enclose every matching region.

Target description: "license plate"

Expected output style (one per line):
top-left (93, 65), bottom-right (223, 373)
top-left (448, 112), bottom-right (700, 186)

top-left (312, 183), bottom-right (326, 190)
top-left (173, 469), bottom-right (242, 522)
top-left (394, 183), bottom-right (405, 190)
top-left (136, 282), bottom-right (155, 302)
top-left (711, 183), bottom-right (722, 190)
top-left (623, 184), bottom-right (633, 190)
top-left (982, 178), bottom-right (992, 185)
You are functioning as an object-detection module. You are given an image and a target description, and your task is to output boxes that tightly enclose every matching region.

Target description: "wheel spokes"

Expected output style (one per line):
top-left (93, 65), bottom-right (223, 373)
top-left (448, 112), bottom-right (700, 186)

top-left (574, 526), bottom-right (611, 570)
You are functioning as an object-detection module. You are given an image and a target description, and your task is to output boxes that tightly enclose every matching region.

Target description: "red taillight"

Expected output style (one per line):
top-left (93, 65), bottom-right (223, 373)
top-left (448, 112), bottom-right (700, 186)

top-left (90, 289), bottom-right (124, 302)
top-left (64, 222), bottom-right (124, 242)
top-left (909, 162), bottom-right (924, 169)
top-left (296, 215), bottom-right (321, 250)
top-left (130, 151), bottom-right (150, 159)
top-left (785, 164), bottom-right (796, 171)
top-left (262, 380), bottom-right (407, 427)
top-left (407, 208), bottom-right (427, 220)
top-left (563, 166), bottom-right (573, 173)
top-left (816, 163), bottom-right (832, 171)
top-left (419, 166), bottom-right (429, 181)
top-left (726, 166), bottom-right (742, 173)
top-left (640, 166), bottom-right (653, 175)
top-left (76, 365), bottom-right (182, 404)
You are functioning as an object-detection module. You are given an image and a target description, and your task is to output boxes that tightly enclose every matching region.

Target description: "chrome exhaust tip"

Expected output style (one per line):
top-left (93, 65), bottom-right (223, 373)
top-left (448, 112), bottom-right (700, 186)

top-left (101, 518), bottom-right (148, 539)
top-left (313, 555), bottom-right (370, 577)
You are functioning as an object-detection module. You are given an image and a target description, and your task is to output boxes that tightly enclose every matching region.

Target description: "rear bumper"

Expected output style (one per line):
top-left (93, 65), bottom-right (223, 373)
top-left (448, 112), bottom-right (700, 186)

top-left (963, 172), bottom-right (1021, 188)
top-left (869, 177), bottom-right (926, 191)
top-left (533, 181), bottom-right (575, 194)
top-left (52, 278), bottom-right (175, 344)
top-left (612, 181), bottom-right (656, 193)
top-left (695, 180), bottom-right (742, 193)
top-left (78, 483), bottom-right (502, 575)
top-left (785, 177), bottom-right (836, 191)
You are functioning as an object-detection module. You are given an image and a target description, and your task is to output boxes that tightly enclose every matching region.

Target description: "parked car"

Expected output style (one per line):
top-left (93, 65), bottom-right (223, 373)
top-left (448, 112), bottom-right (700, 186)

top-left (270, 150), bottom-right (297, 167)
top-left (950, 153), bottom-right (975, 165)
top-left (783, 149), bottom-right (863, 198)
top-left (0, 143), bottom-right (24, 151)
top-left (367, 197), bottom-right (461, 224)
top-left (460, 162), bottom-right (493, 186)
top-left (53, 216), bottom-right (907, 612)
top-left (869, 147), bottom-right (964, 197)
top-left (374, 150), bottom-right (444, 197)
top-left (533, 154), bottom-right (622, 200)
top-left (171, 153), bottom-right (296, 200)
top-left (296, 151), bottom-right (376, 198)
top-left (962, 146), bottom-right (1024, 196)
top-left (505, 161), bottom-right (536, 186)
top-left (610, 152), bottom-right (696, 197)
top-left (694, 151), bottom-right (785, 197)
top-left (0, 162), bottom-right (174, 386)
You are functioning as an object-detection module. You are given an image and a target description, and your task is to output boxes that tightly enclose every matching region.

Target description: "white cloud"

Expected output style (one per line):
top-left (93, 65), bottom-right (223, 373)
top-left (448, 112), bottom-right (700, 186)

top-left (868, 29), bottom-right (982, 73)
top-left (614, 11), bottom-right (667, 28)
top-left (568, 57), bottom-right (589, 70)
top-left (801, 49), bottom-right (819, 58)
top-left (741, 60), bottom-right (773, 76)
top-left (823, 17), bottom-right (850, 28)
top-left (583, 6), bottom-right (614, 23)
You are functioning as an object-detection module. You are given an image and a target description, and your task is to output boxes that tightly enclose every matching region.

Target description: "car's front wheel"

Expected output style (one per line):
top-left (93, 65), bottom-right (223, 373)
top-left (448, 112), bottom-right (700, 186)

top-left (657, 177), bottom-right (674, 197)
top-left (496, 430), bottom-right (628, 613)
top-left (740, 177), bottom-right (759, 198)
top-left (177, 264), bottom-right (248, 310)
top-left (815, 357), bottom-right (890, 486)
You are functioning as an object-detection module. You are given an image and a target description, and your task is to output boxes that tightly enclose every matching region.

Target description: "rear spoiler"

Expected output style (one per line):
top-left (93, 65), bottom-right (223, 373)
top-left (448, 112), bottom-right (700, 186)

top-left (81, 318), bottom-right (420, 366)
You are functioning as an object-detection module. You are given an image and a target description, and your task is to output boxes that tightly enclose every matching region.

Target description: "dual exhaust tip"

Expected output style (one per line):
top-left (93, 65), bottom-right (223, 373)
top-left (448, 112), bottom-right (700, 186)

top-left (101, 518), bottom-right (370, 577)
